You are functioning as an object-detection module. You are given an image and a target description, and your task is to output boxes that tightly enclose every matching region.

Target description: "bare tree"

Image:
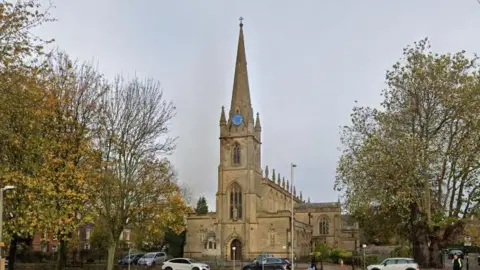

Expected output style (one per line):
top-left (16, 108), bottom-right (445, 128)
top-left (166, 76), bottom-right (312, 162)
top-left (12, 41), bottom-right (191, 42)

top-left (94, 76), bottom-right (177, 270)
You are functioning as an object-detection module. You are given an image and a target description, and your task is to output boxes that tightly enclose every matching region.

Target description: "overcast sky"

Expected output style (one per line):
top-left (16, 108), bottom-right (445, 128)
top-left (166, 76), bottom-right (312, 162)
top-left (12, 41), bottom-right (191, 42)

top-left (35, 0), bottom-right (480, 210)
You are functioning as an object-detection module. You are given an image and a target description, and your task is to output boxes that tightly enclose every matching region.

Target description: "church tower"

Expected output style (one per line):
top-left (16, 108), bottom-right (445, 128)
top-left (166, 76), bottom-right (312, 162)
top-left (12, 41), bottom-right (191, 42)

top-left (216, 19), bottom-right (262, 259)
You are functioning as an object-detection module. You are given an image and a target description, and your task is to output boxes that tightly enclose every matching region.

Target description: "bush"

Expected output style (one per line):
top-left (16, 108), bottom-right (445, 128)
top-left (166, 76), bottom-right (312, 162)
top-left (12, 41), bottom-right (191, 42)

top-left (344, 254), bottom-right (378, 266)
top-left (391, 246), bottom-right (411, 257)
top-left (365, 254), bottom-right (379, 265)
top-left (16, 250), bottom-right (50, 263)
top-left (330, 248), bottom-right (352, 263)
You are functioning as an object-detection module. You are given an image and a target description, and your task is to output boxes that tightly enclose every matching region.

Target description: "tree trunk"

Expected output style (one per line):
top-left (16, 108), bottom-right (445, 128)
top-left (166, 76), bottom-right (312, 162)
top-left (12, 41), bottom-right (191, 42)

top-left (410, 204), bottom-right (430, 268)
top-left (106, 241), bottom-right (117, 270)
top-left (7, 235), bottom-right (18, 270)
top-left (428, 236), bottom-right (442, 269)
top-left (56, 238), bottom-right (68, 270)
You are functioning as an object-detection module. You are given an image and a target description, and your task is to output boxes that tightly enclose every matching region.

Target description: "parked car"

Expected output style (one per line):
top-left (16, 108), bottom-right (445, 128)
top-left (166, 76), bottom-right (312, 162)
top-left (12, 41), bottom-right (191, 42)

top-left (162, 258), bottom-right (210, 270)
top-left (280, 258), bottom-right (291, 268)
top-left (118, 253), bottom-right (144, 265)
top-left (137, 252), bottom-right (167, 266)
top-left (448, 250), bottom-right (464, 260)
top-left (243, 257), bottom-right (290, 270)
top-left (253, 254), bottom-right (274, 264)
top-left (367, 257), bottom-right (419, 270)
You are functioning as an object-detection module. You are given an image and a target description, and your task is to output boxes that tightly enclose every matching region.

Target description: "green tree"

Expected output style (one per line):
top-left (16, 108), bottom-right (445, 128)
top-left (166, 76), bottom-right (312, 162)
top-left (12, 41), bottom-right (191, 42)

top-left (89, 221), bottom-right (112, 251)
top-left (195, 196), bottom-right (209, 215)
top-left (313, 243), bottom-right (331, 270)
top-left (335, 38), bottom-right (480, 268)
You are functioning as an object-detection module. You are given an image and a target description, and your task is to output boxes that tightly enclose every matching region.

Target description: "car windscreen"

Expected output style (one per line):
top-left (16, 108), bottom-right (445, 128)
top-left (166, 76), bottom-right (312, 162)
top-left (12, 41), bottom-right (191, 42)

top-left (144, 253), bottom-right (156, 258)
top-left (266, 258), bottom-right (282, 264)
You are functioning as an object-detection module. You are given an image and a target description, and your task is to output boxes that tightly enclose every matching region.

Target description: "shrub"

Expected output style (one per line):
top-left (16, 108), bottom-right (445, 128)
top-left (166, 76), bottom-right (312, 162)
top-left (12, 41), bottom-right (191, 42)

top-left (330, 248), bottom-right (352, 263)
top-left (365, 254), bottom-right (379, 265)
top-left (344, 254), bottom-right (378, 266)
top-left (391, 246), bottom-right (411, 257)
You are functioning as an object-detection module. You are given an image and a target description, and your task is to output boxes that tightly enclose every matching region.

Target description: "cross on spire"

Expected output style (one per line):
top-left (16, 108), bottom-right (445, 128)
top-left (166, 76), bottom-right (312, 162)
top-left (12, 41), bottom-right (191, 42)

top-left (239, 16), bottom-right (244, 27)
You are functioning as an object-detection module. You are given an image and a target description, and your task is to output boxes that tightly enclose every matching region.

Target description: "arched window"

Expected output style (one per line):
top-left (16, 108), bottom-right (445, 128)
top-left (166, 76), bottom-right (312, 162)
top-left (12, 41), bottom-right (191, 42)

top-left (233, 143), bottom-right (241, 165)
top-left (229, 183), bottom-right (242, 220)
top-left (208, 242), bottom-right (213, 249)
top-left (319, 216), bottom-right (330, 235)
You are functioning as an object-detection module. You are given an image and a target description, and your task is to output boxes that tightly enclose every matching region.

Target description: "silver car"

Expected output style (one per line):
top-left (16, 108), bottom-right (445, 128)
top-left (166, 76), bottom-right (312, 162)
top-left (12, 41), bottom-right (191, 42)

top-left (137, 252), bottom-right (167, 266)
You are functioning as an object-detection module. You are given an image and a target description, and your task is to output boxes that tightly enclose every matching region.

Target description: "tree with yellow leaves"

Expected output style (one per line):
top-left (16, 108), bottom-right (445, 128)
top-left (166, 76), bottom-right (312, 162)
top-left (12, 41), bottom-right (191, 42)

top-left (0, 1), bottom-right (56, 269)
top-left (131, 160), bottom-right (193, 251)
top-left (39, 51), bottom-right (108, 270)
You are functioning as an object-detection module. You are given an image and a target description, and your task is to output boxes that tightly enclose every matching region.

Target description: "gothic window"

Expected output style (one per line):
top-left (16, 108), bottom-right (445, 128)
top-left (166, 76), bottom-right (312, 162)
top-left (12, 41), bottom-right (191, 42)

top-left (229, 183), bottom-right (242, 220)
top-left (208, 242), bottom-right (213, 249)
top-left (233, 142), bottom-right (241, 165)
top-left (319, 216), bottom-right (330, 235)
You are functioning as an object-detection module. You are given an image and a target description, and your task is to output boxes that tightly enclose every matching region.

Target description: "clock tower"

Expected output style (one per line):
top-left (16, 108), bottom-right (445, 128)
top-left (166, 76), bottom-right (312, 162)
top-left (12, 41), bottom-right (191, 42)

top-left (216, 19), bottom-right (262, 259)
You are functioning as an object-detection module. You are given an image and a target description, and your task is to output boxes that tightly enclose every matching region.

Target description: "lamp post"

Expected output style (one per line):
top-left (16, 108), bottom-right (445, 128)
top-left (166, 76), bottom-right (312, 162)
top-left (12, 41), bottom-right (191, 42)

top-left (0, 185), bottom-right (15, 260)
top-left (232, 246), bottom-right (236, 270)
top-left (291, 163), bottom-right (297, 270)
top-left (362, 244), bottom-right (367, 270)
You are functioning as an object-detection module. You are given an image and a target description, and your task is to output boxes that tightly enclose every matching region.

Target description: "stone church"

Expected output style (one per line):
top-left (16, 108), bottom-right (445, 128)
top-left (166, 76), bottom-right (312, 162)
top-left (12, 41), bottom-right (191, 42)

top-left (184, 21), bottom-right (360, 261)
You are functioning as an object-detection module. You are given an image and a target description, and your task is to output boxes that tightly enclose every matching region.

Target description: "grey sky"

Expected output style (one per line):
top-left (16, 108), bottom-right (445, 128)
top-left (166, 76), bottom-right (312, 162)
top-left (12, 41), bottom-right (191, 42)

top-left (36, 0), bottom-right (480, 210)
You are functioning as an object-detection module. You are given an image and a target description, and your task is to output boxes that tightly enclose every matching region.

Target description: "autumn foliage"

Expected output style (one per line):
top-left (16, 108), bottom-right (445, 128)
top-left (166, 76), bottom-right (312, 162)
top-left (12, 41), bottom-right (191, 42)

top-left (0, 1), bottom-right (189, 270)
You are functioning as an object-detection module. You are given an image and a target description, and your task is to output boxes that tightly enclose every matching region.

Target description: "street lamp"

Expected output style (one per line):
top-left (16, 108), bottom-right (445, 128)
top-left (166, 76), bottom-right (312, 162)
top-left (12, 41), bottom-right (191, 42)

top-left (290, 163), bottom-right (297, 270)
top-left (0, 185), bottom-right (15, 260)
top-left (232, 246), bottom-right (236, 270)
top-left (362, 244), bottom-right (367, 270)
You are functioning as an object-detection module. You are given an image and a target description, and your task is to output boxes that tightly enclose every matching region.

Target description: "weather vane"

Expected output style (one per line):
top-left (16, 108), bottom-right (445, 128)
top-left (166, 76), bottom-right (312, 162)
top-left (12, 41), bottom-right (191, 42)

top-left (239, 16), bottom-right (244, 26)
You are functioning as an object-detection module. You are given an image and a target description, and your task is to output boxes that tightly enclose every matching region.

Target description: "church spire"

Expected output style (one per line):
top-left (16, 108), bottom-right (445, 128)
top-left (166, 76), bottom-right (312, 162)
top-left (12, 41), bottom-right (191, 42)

top-left (229, 17), bottom-right (254, 124)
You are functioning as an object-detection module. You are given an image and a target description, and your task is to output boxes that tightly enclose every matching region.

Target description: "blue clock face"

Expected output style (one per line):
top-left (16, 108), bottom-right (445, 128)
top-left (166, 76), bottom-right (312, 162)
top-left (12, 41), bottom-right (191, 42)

top-left (232, 114), bottom-right (243, 126)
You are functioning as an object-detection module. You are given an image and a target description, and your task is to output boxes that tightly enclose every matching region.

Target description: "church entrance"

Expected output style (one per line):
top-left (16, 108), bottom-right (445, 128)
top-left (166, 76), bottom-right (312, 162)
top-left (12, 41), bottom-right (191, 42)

top-left (230, 239), bottom-right (242, 261)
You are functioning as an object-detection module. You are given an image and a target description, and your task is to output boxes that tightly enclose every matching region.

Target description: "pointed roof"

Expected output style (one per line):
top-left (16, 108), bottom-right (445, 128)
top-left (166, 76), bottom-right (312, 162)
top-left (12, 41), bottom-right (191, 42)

top-left (219, 106), bottom-right (226, 126)
top-left (229, 18), bottom-right (253, 123)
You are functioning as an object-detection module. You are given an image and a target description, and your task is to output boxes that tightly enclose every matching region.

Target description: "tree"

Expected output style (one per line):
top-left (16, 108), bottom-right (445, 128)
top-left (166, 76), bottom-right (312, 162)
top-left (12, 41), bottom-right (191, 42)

top-left (93, 76), bottom-right (190, 270)
top-left (89, 220), bottom-right (112, 251)
top-left (313, 243), bottom-right (330, 270)
top-left (0, 2), bottom-right (55, 269)
top-left (40, 51), bottom-right (107, 270)
top-left (195, 196), bottom-right (209, 215)
top-left (130, 160), bottom-right (192, 252)
top-left (335, 38), bottom-right (480, 268)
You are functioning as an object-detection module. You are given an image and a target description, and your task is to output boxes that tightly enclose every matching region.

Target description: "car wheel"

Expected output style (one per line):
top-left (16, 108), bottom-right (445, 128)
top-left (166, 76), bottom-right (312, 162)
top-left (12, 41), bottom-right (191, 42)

top-left (193, 267), bottom-right (200, 270)
top-left (165, 267), bottom-right (173, 270)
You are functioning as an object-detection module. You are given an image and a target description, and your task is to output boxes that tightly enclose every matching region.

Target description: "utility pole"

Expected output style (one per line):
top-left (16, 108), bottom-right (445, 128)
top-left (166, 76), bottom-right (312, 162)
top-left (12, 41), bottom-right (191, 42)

top-left (291, 163), bottom-right (297, 270)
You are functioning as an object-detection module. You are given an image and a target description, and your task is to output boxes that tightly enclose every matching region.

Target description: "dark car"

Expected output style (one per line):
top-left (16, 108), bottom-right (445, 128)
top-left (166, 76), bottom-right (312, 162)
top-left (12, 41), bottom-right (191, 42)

top-left (243, 257), bottom-right (290, 270)
top-left (448, 250), bottom-right (464, 260)
top-left (280, 258), bottom-right (291, 268)
top-left (118, 253), bottom-right (144, 265)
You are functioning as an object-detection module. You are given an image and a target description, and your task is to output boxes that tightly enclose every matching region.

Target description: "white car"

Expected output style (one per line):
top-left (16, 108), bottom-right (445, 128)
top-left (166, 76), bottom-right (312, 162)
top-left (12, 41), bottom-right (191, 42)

top-left (137, 252), bottom-right (167, 266)
top-left (367, 258), bottom-right (419, 270)
top-left (162, 258), bottom-right (210, 270)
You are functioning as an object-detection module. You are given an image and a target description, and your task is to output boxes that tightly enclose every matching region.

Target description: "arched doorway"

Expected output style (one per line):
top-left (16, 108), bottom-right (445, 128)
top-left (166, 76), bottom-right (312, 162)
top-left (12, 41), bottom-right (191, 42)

top-left (230, 239), bottom-right (242, 261)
